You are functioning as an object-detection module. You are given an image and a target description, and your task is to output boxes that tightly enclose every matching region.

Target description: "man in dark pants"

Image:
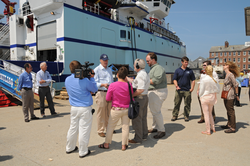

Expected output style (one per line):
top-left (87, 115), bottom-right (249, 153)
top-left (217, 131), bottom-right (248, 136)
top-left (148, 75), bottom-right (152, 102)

top-left (18, 63), bottom-right (39, 122)
top-left (127, 59), bottom-right (150, 143)
top-left (172, 56), bottom-right (195, 122)
top-left (36, 62), bottom-right (57, 117)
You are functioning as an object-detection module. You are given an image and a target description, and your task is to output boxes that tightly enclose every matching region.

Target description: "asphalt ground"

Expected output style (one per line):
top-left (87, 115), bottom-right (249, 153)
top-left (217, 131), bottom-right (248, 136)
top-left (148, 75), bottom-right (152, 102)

top-left (1, 81), bottom-right (250, 166)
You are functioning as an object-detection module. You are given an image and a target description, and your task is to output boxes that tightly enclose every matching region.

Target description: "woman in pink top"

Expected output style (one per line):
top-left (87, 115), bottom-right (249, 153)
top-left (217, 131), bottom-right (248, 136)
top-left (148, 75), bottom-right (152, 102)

top-left (98, 66), bottom-right (133, 151)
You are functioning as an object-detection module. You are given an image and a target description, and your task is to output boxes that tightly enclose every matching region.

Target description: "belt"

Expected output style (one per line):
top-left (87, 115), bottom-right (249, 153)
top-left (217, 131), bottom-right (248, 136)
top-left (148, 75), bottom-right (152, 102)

top-left (39, 86), bottom-right (49, 88)
top-left (23, 87), bottom-right (32, 90)
top-left (98, 90), bottom-right (107, 92)
top-left (138, 94), bottom-right (147, 96)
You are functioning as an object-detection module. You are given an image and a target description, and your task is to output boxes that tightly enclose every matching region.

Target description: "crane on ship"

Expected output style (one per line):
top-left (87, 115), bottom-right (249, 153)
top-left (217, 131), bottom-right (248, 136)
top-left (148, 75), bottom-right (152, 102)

top-left (1, 0), bottom-right (17, 21)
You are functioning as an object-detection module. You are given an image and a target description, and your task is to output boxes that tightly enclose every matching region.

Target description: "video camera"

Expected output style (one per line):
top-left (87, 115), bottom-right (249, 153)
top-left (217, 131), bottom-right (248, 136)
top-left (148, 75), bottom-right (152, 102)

top-left (75, 61), bottom-right (94, 79)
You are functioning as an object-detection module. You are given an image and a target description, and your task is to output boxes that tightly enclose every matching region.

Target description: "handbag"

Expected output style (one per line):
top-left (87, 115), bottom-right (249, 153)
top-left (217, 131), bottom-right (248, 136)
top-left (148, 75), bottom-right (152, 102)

top-left (221, 87), bottom-right (232, 99)
top-left (128, 82), bottom-right (140, 119)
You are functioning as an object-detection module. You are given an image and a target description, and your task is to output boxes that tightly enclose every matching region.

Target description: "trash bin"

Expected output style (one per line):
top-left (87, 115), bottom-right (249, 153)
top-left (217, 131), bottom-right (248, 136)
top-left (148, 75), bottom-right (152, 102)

top-left (241, 78), bottom-right (249, 87)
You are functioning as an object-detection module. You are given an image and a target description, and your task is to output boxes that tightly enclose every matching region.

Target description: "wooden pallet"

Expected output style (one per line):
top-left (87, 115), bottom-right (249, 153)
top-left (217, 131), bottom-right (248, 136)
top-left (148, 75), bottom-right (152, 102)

top-left (54, 95), bottom-right (69, 100)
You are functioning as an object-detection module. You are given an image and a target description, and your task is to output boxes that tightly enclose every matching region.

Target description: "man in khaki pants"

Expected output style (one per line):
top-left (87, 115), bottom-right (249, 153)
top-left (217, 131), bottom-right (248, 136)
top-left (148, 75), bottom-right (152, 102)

top-left (94, 54), bottom-right (113, 137)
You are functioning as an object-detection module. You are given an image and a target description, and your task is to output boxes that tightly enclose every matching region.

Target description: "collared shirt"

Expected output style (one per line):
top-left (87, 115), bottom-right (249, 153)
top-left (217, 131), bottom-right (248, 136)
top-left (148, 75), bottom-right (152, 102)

top-left (199, 75), bottom-right (220, 98)
top-left (148, 63), bottom-right (167, 90)
top-left (17, 71), bottom-right (33, 90)
top-left (199, 71), bottom-right (219, 83)
top-left (132, 69), bottom-right (150, 95)
top-left (94, 64), bottom-right (113, 90)
top-left (236, 76), bottom-right (244, 88)
top-left (173, 67), bottom-right (195, 91)
top-left (65, 74), bottom-right (98, 107)
top-left (36, 69), bottom-right (52, 87)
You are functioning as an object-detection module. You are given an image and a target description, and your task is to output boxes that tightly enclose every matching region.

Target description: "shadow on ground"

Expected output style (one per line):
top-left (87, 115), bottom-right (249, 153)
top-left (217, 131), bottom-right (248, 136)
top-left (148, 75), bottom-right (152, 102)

top-left (0, 155), bottom-right (13, 162)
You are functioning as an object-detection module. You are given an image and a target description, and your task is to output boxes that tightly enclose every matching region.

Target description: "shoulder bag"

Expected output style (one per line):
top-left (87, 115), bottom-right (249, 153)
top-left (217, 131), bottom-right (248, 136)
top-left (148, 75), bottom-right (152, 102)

top-left (221, 87), bottom-right (232, 99)
top-left (128, 82), bottom-right (140, 119)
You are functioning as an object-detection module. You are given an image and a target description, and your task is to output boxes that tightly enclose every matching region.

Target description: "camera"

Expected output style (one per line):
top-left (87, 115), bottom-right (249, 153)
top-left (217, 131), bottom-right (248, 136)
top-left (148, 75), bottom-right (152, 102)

top-left (75, 61), bottom-right (94, 79)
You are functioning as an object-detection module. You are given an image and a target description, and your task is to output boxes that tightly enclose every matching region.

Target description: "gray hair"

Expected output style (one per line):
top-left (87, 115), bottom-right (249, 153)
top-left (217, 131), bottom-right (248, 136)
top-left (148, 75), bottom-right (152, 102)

top-left (40, 62), bottom-right (47, 68)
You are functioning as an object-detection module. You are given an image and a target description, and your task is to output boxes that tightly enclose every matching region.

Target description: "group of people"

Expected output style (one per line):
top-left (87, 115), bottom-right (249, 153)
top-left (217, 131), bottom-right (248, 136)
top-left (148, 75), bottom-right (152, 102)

top-left (18, 62), bottom-right (57, 122)
top-left (18, 52), bottom-right (242, 158)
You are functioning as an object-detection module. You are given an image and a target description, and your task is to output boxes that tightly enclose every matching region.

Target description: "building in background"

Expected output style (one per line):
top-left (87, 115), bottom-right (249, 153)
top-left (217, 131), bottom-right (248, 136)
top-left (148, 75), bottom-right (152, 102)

top-left (209, 41), bottom-right (250, 72)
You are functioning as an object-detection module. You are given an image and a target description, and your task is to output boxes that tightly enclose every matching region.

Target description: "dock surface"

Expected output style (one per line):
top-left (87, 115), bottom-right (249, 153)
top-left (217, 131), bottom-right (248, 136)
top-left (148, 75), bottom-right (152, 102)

top-left (1, 82), bottom-right (250, 166)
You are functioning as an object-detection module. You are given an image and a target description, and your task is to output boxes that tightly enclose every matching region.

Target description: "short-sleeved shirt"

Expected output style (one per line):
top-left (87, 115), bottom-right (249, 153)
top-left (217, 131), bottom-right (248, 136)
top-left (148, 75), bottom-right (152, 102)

top-left (173, 67), bottom-right (195, 91)
top-left (132, 69), bottom-right (150, 95)
top-left (223, 73), bottom-right (238, 100)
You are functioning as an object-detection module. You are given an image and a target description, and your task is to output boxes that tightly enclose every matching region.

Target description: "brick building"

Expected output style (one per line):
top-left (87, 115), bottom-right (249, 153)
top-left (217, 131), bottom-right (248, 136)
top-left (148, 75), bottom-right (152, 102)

top-left (209, 41), bottom-right (250, 71)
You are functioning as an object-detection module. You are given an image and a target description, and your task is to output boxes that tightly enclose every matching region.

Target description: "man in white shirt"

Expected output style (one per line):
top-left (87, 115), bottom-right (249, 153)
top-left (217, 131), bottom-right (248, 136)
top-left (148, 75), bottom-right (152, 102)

top-left (127, 59), bottom-right (150, 143)
top-left (197, 60), bottom-right (218, 123)
top-left (94, 54), bottom-right (113, 137)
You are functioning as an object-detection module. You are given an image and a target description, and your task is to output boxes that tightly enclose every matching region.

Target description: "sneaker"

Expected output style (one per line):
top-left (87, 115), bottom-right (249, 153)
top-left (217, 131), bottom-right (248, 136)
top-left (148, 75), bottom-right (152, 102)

top-left (171, 116), bottom-right (177, 121)
top-left (184, 117), bottom-right (189, 122)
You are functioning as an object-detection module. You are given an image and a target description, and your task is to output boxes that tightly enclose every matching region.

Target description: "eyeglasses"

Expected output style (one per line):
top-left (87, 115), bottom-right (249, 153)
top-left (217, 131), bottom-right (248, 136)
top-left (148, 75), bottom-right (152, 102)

top-left (203, 65), bottom-right (207, 67)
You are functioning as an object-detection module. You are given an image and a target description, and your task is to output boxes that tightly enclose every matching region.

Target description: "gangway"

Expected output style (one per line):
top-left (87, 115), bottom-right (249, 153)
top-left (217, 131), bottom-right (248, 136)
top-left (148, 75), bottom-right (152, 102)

top-left (0, 59), bottom-right (55, 108)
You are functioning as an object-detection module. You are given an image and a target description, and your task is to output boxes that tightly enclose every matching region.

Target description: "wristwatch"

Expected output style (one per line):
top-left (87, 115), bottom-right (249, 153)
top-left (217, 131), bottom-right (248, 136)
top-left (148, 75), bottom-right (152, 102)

top-left (236, 94), bottom-right (239, 96)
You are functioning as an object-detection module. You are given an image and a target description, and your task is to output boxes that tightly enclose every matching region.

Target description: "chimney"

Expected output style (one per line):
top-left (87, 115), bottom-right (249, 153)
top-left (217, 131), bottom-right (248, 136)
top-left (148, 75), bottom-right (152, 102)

top-left (225, 41), bottom-right (229, 48)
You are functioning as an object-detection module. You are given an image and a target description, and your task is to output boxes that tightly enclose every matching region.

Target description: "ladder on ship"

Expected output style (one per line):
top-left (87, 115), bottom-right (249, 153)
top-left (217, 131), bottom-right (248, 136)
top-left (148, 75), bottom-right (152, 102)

top-left (0, 22), bottom-right (9, 44)
top-left (0, 59), bottom-right (55, 108)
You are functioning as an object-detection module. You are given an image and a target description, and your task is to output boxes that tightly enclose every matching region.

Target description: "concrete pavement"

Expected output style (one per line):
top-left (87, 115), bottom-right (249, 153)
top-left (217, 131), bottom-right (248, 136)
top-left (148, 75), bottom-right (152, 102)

top-left (0, 82), bottom-right (250, 166)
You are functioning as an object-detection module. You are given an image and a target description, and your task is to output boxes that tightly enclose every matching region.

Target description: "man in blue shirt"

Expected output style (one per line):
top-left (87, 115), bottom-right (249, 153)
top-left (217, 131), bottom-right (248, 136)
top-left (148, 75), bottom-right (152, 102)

top-left (172, 56), bottom-right (195, 122)
top-left (94, 54), bottom-right (113, 137)
top-left (65, 60), bottom-right (98, 158)
top-left (18, 63), bottom-right (39, 122)
top-left (36, 62), bottom-right (57, 117)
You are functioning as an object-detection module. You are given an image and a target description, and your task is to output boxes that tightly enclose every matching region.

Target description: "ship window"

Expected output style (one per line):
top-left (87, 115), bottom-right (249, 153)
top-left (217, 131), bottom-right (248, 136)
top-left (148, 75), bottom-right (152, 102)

top-left (120, 30), bottom-right (126, 38)
top-left (154, 3), bottom-right (160, 6)
top-left (169, 3), bottom-right (171, 8)
top-left (138, 34), bottom-right (140, 38)
top-left (128, 31), bottom-right (130, 40)
top-left (154, 0), bottom-right (160, 1)
top-left (166, 1), bottom-right (169, 6)
top-left (165, 7), bottom-right (168, 12)
top-left (163, 0), bottom-right (167, 5)
top-left (146, 0), bottom-right (152, 1)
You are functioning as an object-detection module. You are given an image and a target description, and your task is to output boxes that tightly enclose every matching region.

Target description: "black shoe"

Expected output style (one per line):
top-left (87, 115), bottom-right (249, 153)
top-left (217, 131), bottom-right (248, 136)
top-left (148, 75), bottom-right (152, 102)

top-left (31, 117), bottom-right (39, 120)
top-left (221, 125), bottom-right (230, 129)
top-left (153, 132), bottom-right (166, 139)
top-left (66, 146), bottom-right (78, 154)
top-left (51, 112), bottom-right (58, 115)
top-left (25, 119), bottom-right (30, 122)
top-left (148, 129), bottom-right (158, 133)
top-left (184, 117), bottom-right (189, 122)
top-left (79, 150), bottom-right (91, 158)
top-left (224, 129), bottom-right (235, 133)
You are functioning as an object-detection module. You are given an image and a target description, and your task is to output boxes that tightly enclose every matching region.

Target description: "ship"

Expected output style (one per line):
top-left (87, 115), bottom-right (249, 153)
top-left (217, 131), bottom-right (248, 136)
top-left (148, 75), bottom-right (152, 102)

top-left (0, 0), bottom-right (186, 101)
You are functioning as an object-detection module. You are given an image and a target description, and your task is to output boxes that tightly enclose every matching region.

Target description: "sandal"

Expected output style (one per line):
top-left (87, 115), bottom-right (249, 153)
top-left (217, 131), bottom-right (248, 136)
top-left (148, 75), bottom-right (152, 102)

top-left (98, 143), bottom-right (109, 149)
top-left (201, 131), bottom-right (211, 135)
top-left (121, 145), bottom-right (128, 151)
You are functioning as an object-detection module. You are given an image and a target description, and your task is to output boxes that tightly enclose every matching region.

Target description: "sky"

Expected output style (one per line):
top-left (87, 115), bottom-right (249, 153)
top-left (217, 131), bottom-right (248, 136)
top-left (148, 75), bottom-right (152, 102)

top-left (166, 0), bottom-right (250, 61)
top-left (0, 0), bottom-right (249, 61)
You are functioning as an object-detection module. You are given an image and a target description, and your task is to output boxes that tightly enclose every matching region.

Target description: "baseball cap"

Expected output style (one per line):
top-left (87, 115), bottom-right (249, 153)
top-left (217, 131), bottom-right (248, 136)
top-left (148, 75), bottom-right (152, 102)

top-left (100, 54), bottom-right (109, 61)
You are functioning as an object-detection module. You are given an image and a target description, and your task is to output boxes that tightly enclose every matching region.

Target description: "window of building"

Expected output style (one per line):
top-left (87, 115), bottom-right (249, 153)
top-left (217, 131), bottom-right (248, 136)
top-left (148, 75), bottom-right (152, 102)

top-left (244, 51), bottom-right (246, 56)
top-left (216, 53), bottom-right (218, 57)
top-left (211, 53), bottom-right (214, 57)
top-left (212, 60), bottom-right (214, 63)
top-left (238, 64), bottom-right (240, 68)
top-left (220, 53), bottom-right (222, 56)
top-left (248, 57), bottom-right (250, 62)
top-left (238, 52), bottom-right (241, 56)
top-left (243, 64), bottom-right (246, 69)
top-left (248, 64), bottom-right (250, 69)
top-left (229, 52), bottom-right (231, 56)
top-left (224, 52), bottom-right (227, 56)
top-left (233, 58), bottom-right (235, 62)
top-left (229, 58), bottom-right (231, 61)
top-left (224, 58), bottom-right (226, 62)
top-left (220, 58), bottom-right (222, 63)
top-left (243, 58), bottom-right (246, 62)
top-left (248, 51), bottom-right (250, 55)
top-left (238, 58), bottom-right (240, 62)
top-left (120, 30), bottom-right (126, 38)
top-left (233, 52), bottom-right (236, 56)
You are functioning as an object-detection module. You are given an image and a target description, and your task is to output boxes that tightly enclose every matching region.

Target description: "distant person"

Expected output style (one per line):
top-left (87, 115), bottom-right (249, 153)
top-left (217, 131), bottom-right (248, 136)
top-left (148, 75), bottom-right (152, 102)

top-left (197, 60), bottom-right (218, 123)
top-left (171, 56), bottom-right (195, 122)
top-left (98, 67), bottom-right (132, 151)
top-left (36, 62), bottom-right (57, 117)
top-left (17, 63), bottom-right (39, 122)
top-left (146, 52), bottom-right (168, 139)
top-left (234, 72), bottom-right (244, 107)
top-left (199, 65), bottom-right (220, 135)
top-left (127, 59), bottom-right (150, 143)
top-left (94, 54), bottom-right (113, 137)
top-left (65, 61), bottom-right (98, 158)
top-left (221, 62), bottom-right (239, 133)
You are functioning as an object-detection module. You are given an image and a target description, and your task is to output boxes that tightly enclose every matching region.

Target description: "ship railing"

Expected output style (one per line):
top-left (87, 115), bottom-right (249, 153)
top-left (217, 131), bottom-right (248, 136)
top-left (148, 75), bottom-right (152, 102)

top-left (84, 3), bottom-right (100, 15)
top-left (0, 50), bottom-right (10, 60)
top-left (0, 22), bottom-right (9, 45)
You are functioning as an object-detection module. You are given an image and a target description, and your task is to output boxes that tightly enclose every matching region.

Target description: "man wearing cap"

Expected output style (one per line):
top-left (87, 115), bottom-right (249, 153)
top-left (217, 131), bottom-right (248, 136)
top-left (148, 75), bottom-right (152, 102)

top-left (235, 72), bottom-right (244, 107)
top-left (94, 54), bottom-right (113, 137)
top-left (146, 52), bottom-right (168, 139)
top-left (127, 59), bottom-right (150, 143)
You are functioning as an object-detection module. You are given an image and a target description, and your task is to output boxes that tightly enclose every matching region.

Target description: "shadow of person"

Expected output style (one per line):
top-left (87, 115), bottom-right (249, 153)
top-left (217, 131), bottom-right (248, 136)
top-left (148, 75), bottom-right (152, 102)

top-left (0, 155), bottom-right (13, 162)
top-left (214, 116), bottom-right (228, 125)
top-left (236, 122), bottom-right (249, 132)
top-left (186, 115), bottom-right (200, 121)
top-left (0, 127), bottom-right (6, 131)
top-left (38, 112), bottom-right (70, 120)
